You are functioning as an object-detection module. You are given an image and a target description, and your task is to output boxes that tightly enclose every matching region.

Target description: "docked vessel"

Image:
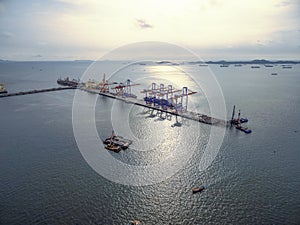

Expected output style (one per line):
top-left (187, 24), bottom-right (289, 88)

top-left (0, 83), bottom-right (7, 94)
top-left (57, 77), bottom-right (79, 87)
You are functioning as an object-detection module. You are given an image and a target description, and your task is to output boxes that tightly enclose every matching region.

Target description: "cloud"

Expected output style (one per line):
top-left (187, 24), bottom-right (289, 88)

top-left (275, 0), bottom-right (292, 7)
top-left (55, 0), bottom-right (93, 5)
top-left (37, 41), bottom-right (47, 46)
top-left (0, 31), bottom-right (14, 39)
top-left (135, 19), bottom-right (153, 29)
top-left (0, 2), bottom-right (4, 14)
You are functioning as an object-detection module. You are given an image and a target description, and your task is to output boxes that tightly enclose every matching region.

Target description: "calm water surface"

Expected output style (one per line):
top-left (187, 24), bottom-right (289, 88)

top-left (0, 61), bottom-right (299, 224)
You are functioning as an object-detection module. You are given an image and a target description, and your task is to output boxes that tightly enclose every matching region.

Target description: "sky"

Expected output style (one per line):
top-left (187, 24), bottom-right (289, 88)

top-left (0, 0), bottom-right (299, 61)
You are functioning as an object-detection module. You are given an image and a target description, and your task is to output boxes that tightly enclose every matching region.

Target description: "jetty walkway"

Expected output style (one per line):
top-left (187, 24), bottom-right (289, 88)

top-left (0, 87), bottom-right (76, 98)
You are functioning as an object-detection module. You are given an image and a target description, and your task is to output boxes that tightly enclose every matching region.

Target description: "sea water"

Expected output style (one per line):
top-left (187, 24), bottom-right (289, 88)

top-left (0, 61), bottom-right (299, 224)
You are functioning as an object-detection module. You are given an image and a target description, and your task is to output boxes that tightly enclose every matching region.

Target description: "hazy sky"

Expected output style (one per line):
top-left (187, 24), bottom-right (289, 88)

top-left (0, 0), bottom-right (299, 60)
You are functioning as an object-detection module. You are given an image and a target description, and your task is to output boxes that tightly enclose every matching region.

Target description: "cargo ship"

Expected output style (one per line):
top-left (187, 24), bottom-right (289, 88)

top-left (57, 77), bottom-right (80, 87)
top-left (0, 83), bottom-right (7, 94)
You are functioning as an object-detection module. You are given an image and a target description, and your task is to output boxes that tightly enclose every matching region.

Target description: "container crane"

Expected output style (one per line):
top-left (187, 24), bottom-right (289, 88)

top-left (111, 79), bottom-right (140, 97)
top-left (98, 73), bottom-right (118, 93)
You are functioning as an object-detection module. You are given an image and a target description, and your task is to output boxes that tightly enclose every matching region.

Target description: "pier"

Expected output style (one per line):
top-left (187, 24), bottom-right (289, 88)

top-left (0, 86), bottom-right (76, 98)
top-left (80, 87), bottom-right (228, 127)
top-left (0, 77), bottom-right (251, 132)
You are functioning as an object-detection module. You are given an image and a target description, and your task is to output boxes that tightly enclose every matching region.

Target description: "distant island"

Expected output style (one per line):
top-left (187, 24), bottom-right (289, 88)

top-left (0, 59), bottom-right (299, 64)
top-left (194, 59), bottom-right (300, 65)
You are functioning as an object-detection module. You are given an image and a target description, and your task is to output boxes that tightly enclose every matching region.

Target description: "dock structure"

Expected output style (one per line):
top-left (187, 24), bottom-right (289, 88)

top-left (141, 83), bottom-right (197, 113)
top-left (80, 79), bottom-right (249, 129)
top-left (0, 77), bottom-right (251, 132)
top-left (0, 86), bottom-right (76, 98)
top-left (98, 73), bottom-right (118, 93)
top-left (111, 79), bottom-right (139, 98)
top-left (80, 86), bottom-right (228, 127)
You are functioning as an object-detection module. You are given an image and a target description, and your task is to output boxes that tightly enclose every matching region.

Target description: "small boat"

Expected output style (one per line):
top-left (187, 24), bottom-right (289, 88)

top-left (271, 73), bottom-right (278, 76)
top-left (251, 65), bottom-right (260, 68)
top-left (239, 118), bottom-right (248, 123)
top-left (236, 125), bottom-right (252, 134)
top-left (129, 220), bottom-right (141, 225)
top-left (192, 185), bottom-right (205, 194)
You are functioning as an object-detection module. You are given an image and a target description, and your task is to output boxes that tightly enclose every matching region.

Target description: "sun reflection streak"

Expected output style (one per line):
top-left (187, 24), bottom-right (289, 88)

top-left (146, 65), bottom-right (191, 87)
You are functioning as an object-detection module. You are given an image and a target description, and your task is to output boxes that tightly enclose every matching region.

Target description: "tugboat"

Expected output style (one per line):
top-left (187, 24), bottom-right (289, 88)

top-left (236, 124), bottom-right (252, 134)
top-left (103, 130), bottom-right (132, 152)
top-left (192, 185), bottom-right (205, 194)
top-left (0, 83), bottom-right (7, 94)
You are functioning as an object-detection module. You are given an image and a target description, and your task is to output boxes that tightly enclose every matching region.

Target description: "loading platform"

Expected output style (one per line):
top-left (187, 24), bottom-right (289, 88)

top-left (80, 87), bottom-right (228, 126)
top-left (77, 75), bottom-right (230, 126)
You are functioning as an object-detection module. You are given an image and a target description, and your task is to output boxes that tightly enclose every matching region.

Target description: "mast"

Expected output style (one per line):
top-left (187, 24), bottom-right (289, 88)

top-left (231, 105), bottom-right (236, 125)
top-left (237, 109), bottom-right (241, 124)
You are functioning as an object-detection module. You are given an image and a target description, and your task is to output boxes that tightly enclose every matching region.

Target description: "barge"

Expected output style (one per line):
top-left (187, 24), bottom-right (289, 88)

top-left (103, 131), bottom-right (132, 152)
